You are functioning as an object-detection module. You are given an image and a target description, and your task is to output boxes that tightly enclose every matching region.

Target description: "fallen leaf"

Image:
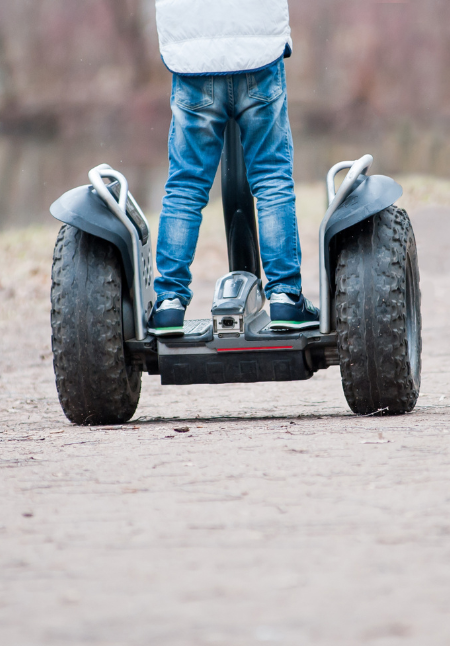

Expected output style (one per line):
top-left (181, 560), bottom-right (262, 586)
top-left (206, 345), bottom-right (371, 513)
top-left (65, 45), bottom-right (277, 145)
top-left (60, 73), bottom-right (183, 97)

top-left (174, 427), bottom-right (190, 433)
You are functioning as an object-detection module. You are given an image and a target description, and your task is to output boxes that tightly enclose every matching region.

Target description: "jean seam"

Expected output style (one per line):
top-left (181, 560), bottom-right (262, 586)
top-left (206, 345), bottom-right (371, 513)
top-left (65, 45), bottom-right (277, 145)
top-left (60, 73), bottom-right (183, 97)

top-left (282, 108), bottom-right (298, 273)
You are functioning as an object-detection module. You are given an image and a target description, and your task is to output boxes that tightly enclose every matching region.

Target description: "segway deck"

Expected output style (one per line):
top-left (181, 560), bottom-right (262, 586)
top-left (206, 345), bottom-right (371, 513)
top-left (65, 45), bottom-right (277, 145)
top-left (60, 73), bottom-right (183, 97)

top-left (126, 271), bottom-right (338, 385)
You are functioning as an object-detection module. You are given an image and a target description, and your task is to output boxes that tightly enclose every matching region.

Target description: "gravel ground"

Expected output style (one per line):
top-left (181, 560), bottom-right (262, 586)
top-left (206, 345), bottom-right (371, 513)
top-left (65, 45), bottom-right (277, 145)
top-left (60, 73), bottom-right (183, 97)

top-left (1, 180), bottom-right (450, 645)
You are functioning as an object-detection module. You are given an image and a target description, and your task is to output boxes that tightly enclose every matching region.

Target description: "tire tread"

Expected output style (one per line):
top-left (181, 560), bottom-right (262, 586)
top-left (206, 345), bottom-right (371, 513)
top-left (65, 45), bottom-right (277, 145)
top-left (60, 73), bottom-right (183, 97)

top-left (335, 206), bottom-right (421, 415)
top-left (51, 225), bottom-right (141, 425)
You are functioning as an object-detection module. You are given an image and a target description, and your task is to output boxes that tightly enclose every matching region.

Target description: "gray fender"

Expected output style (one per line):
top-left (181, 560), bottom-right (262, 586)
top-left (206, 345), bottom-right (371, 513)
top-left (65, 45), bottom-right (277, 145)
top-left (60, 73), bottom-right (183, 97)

top-left (325, 174), bottom-right (403, 280)
top-left (50, 185), bottom-right (134, 290)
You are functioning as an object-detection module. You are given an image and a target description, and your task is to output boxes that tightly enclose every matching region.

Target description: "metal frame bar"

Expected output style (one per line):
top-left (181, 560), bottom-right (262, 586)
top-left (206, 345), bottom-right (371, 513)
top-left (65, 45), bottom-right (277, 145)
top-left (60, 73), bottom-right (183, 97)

top-left (88, 163), bottom-right (147, 341)
top-left (319, 154), bottom-right (374, 334)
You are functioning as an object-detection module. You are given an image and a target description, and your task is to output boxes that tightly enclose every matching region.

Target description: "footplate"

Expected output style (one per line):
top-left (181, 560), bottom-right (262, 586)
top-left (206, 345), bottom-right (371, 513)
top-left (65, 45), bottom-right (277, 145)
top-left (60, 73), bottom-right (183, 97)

top-left (183, 319), bottom-right (212, 336)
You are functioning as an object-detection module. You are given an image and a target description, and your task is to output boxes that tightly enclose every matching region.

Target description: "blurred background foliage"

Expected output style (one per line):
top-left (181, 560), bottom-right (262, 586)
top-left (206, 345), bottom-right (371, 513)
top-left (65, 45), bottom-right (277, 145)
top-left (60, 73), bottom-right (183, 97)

top-left (0, 0), bottom-right (449, 227)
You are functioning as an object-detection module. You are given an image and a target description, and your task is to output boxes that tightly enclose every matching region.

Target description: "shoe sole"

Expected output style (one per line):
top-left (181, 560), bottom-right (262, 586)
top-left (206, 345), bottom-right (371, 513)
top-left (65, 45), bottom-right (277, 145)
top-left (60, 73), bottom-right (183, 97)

top-left (148, 326), bottom-right (185, 337)
top-left (269, 320), bottom-right (320, 331)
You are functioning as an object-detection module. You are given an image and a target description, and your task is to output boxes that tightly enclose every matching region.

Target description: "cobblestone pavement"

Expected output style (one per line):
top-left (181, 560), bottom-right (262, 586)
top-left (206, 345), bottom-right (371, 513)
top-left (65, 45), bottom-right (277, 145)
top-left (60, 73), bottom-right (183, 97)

top-left (1, 202), bottom-right (450, 645)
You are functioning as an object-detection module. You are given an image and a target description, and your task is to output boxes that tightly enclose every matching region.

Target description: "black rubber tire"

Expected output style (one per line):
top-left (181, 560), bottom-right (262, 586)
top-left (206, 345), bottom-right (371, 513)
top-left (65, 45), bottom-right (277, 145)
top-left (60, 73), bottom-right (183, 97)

top-left (51, 225), bottom-right (141, 425)
top-left (335, 206), bottom-right (421, 416)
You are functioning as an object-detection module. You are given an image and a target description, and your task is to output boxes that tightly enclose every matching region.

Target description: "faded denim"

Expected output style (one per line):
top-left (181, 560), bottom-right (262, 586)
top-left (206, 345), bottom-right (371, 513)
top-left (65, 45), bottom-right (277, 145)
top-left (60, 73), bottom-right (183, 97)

top-left (155, 60), bottom-right (302, 306)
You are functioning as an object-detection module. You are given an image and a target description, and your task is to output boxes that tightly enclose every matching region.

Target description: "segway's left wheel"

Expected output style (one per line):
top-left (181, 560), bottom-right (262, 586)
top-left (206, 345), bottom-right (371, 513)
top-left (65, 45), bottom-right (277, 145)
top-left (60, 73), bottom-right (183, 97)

top-left (51, 224), bottom-right (141, 425)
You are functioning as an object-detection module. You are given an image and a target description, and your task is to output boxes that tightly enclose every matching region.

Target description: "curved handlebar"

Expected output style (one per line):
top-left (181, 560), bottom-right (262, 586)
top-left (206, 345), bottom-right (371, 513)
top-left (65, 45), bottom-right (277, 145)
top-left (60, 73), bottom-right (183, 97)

top-left (87, 163), bottom-right (146, 340)
top-left (88, 164), bottom-right (129, 214)
top-left (326, 154), bottom-right (373, 207)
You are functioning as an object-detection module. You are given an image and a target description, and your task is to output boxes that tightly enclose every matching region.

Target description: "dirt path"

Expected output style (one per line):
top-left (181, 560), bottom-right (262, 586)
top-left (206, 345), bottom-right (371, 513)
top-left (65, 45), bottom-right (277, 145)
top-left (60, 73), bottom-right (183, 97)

top-left (1, 200), bottom-right (450, 645)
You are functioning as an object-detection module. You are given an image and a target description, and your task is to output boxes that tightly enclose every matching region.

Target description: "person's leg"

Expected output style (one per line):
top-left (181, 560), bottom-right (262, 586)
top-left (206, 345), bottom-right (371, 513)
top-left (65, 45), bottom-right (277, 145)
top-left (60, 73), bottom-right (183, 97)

top-left (233, 61), bottom-right (302, 300)
top-left (154, 74), bottom-right (229, 307)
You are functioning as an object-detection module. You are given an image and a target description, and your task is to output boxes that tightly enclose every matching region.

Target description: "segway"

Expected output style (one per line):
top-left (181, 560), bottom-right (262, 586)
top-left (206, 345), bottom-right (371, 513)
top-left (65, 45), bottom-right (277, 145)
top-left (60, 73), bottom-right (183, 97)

top-left (50, 120), bottom-right (421, 425)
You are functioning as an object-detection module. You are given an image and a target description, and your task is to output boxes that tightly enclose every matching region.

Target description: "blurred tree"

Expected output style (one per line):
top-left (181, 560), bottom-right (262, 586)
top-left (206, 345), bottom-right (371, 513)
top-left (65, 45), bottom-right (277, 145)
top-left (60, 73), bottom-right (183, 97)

top-left (107, 0), bottom-right (152, 87)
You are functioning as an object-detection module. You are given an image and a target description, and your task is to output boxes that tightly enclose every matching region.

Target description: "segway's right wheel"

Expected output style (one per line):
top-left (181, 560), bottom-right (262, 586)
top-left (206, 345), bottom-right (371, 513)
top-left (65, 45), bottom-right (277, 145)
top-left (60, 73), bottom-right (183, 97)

top-left (51, 225), bottom-right (141, 425)
top-left (335, 206), bottom-right (421, 415)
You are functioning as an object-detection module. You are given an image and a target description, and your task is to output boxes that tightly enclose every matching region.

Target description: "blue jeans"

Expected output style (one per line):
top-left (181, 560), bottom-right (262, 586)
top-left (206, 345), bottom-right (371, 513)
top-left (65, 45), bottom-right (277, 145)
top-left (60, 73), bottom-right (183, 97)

top-left (155, 60), bottom-right (302, 307)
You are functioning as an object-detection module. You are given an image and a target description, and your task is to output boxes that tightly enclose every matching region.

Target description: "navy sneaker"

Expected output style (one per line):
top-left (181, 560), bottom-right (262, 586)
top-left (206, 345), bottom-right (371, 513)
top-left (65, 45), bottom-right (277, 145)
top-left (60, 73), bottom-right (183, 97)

top-left (148, 298), bottom-right (185, 336)
top-left (269, 293), bottom-right (320, 331)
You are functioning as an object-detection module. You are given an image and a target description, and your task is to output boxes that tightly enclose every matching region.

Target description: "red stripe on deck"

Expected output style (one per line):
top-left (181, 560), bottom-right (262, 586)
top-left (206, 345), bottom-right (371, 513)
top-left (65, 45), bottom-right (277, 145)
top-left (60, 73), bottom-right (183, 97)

top-left (217, 346), bottom-right (294, 352)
